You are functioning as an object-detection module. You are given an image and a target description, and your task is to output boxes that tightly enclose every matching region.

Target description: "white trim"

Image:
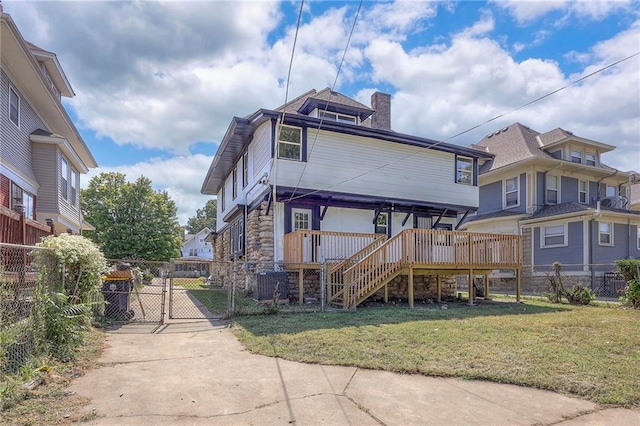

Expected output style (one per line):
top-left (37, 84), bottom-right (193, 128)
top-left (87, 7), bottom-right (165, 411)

top-left (546, 174), bottom-right (560, 204)
top-left (503, 176), bottom-right (520, 209)
top-left (583, 220), bottom-right (589, 271)
top-left (277, 125), bottom-right (302, 161)
top-left (0, 162), bottom-right (39, 194)
top-left (540, 222), bottom-right (568, 248)
top-left (578, 180), bottom-right (588, 204)
top-left (598, 221), bottom-right (614, 246)
top-left (8, 83), bottom-right (20, 127)
top-left (637, 225), bottom-right (640, 251)
top-left (292, 207), bottom-right (311, 231)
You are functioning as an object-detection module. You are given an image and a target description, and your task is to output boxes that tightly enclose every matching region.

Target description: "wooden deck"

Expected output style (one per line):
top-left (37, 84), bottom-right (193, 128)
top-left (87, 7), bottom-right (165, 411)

top-left (284, 229), bottom-right (522, 308)
top-left (1, 206), bottom-right (52, 245)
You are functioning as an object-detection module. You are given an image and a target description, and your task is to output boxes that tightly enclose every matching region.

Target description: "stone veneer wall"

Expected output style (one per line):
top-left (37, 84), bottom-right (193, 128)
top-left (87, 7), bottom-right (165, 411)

top-left (213, 201), bottom-right (274, 291)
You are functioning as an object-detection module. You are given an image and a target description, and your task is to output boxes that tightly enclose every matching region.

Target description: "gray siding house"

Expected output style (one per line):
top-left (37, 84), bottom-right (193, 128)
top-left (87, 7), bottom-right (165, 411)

top-left (0, 6), bottom-right (97, 239)
top-left (461, 123), bottom-right (640, 286)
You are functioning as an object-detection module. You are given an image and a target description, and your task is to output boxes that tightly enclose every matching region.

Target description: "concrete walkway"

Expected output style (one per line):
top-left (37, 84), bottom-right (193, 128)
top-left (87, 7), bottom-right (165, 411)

top-left (71, 320), bottom-right (640, 425)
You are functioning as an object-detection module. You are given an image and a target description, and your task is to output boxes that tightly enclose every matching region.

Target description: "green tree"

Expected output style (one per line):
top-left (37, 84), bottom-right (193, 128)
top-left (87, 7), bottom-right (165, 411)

top-left (185, 199), bottom-right (217, 234)
top-left (81, 172), bottom-right (183, 261)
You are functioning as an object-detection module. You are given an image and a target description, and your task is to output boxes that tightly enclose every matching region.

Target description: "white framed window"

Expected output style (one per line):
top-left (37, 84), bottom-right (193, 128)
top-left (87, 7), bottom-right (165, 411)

top-left (318, 110), bottom-right (356, 124)
top-left (456, 156), bottom-right (473, 185)
top-left (189, 248), bottom-right (198, 257)
top-left (599, 222), bottom-right (613, 246)
top-left (10, 183), bottom-right (34, 219)
top-left (637, 225), bottom-right (640, 250)
top-left (504, 177), bottom-right (519, 208)
top-left (571, 150), bottom-right (582, 163)
top-left (292, 208), bottom-right (311, 231)
top-left (541, 224), bottom-right (567, 248)
top-left (375, 212), bottom-right (388, 235)
top-left (70, 168), bottom-right (78, 206)
top-left (242, 151), bottom-right (248, 188)
top-left (546, 175), bottom-right (559, 204)
top-left (578, 180), bottom-right (588, 204)
top-left (278, 125), bottom-right (302, 160)
top-left (9, 86), bottom-right (20, 127)
top-left (232, 166), bottom-right (238, 200)
top-left (606, 185), bottom-right (616, 197)
top-left (585, 153), bottom-right (596, 166)
top-left (229, 218), bottom-right (245, 257)
top-left (220, 185), bottom-right (225, 212)
top-left (60, 157), bottom-right (68, 200)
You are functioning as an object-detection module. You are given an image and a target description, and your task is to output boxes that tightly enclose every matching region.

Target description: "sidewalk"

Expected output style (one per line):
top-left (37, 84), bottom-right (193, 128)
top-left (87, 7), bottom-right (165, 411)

top-left (71, 320), bottom-right (640, 425)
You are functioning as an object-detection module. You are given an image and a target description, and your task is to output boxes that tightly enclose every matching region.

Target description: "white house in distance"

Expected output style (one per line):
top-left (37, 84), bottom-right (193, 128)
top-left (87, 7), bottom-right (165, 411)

top-left (201, 88), bottom-right (522, 307)
top-left (181, 227), bottom-right (214, 259)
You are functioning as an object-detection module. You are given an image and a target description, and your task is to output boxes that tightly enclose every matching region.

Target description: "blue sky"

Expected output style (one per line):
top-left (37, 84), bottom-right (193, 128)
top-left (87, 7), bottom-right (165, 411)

top-left (6, 0), bottom-right (640, 224)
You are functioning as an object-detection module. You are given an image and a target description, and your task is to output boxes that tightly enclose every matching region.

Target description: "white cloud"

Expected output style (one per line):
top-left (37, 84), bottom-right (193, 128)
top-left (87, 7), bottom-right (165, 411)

top-left (493, 0), bottom-right (635, 24)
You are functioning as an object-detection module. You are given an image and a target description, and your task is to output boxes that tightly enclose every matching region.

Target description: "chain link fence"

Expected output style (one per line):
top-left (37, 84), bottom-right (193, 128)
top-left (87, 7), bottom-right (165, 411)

top-left (1, 243), bottom-right (61, 374)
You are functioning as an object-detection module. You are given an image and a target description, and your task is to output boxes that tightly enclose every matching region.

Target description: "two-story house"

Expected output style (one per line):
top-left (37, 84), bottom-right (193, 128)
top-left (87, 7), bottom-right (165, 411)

top-left (181, 227), bottom-right (214, 259)
top-left (201, 89), bottom-right (522, 307)
top-left (1, 6), bottom-right (97, 243)
top-left (460, 123), bottom-right (640, 291)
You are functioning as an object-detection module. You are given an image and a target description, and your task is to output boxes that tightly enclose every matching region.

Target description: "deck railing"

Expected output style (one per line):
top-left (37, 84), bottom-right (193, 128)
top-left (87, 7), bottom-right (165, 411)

top-left (0, 206), bottom-right (52, 245)
top-left (342, 229), bottom-right (522, 307)
top-left (283, 230), bottom-right (385, 265)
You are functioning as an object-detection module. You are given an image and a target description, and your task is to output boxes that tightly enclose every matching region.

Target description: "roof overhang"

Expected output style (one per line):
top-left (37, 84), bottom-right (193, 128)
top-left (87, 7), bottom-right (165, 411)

top-left (27, 42), bottom-right (74, 97)
top-left (30, 131), bottom-right (90, 173)
top-left (539, 134), bottom-right (616, 153)
top-left (297, 98), bottom-right (373, 121)
top-left (1, 12), bottom-right (97, 169)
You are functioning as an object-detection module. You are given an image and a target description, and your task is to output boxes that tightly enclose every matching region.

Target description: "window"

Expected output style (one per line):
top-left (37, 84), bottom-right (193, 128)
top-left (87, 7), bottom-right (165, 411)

top-left (229, 218), bottom-right (244, 257)
top-left (586, 153), bottom-right (596, 166)
top-left (599, 222), bottom-right (613, 245)
top-left (637, 225), bottom-right (640, 250)
top-left (70, 168), bottom-right (78, 206)
top-left (278, 125), bottom-right (302, 160)
top-left (318, 110), bottom-right (356, 124)
top-left (60, 157), bottom-right (68, 200)
top-left (542, 224), bottom-right (566, 248)
top-left (242, 152), bottom-right (248, 188)
top-left (456, 156), bottom-right (473, 185)
top-left (505, 177), bottom-right (519, 208)
top-left (546, 175), bottom-right (559, 204)
top-left (232, 166), bottom-right (237, 200)
top-left (375, 213), bottom-right (388, 235)
top-left (606, 185), bottom-right (616, 197)
top-left (10, 183), bottom-right (34, 219)
top-left (578, 180), bottom-right (588, 204)
top-left (292, 208), bottom-right (310, 231)
top-left (220, 185), bottom-right (225, 211)
top-left (189, 248), bottom-right (198, 257)
top-left (9, 86), bottom-right (19, 127)
top-left (571, 150), bottom-right (582, 163)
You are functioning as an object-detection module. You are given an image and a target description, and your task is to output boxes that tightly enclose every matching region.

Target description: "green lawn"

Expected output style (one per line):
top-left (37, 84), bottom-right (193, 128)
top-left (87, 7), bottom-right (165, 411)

top-left (233, 299), bottom-right (640, 407)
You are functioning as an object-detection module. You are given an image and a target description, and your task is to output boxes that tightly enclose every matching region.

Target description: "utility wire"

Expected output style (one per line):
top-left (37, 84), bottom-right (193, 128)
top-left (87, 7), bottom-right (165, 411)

top-left (288, 0), bottom-right (364, 202)
top-left (284, 50), bottom-right (640, 203)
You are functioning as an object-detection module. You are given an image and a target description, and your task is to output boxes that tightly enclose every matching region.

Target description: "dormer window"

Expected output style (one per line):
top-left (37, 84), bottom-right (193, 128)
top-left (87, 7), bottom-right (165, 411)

top-left (318, 110), bottom-right (356, 124)
top-left (586, 153), bottom-right (596, 166)
top-left (571, 150), bottom-right (582, 163)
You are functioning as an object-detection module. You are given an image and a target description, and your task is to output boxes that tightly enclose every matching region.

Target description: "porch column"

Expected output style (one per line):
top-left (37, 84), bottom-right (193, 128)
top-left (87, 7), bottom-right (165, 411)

top-left (516, 267), bottom-right (521, 303)
top-left (436, 275), bottom-right (442, 303)
top-left (484, 273), bottom-right (490, 300)
top-left (298, 268), bottom-right (304, 305)
top-left (468, 269), bottom-right (474, 306)
top-left (408, 267), bottom-right (414, 308)
top-left (384, 284), bottom-right (389, 303)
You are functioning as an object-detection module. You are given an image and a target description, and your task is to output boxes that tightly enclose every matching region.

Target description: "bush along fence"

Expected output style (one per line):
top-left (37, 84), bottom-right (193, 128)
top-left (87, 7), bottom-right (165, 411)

top-left (1, 235), bottom-right (105, 377)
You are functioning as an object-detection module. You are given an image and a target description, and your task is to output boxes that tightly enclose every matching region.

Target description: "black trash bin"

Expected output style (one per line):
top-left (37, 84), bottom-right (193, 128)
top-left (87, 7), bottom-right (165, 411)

top-left (101, 278), bottom-right (134, 321)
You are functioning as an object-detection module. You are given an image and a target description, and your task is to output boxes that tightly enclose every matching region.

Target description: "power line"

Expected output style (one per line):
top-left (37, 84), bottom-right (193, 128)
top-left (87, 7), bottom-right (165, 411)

top-left (288, 0), bottom-right (363, 202)
top-left (284, 50), bottom-right (640, 203)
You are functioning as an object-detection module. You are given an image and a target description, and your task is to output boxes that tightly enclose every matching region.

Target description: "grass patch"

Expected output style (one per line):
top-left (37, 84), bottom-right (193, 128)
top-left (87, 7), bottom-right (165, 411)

top-left (1, 326), bottom-right (105, 424)
top-left (233, 300), bottom-right (640, 407)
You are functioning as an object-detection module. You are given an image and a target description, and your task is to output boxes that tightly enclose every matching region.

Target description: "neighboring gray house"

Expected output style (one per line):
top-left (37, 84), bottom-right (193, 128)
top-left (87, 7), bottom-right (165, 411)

top-left (461, 123), bottom-right (640, 284)
top-left (1, 6), bottom-right (97, 239)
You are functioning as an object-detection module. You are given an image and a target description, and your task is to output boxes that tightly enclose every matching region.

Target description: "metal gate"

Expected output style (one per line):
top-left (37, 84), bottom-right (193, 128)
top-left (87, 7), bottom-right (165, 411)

top-left (168, 259), bottom-right (231, 319)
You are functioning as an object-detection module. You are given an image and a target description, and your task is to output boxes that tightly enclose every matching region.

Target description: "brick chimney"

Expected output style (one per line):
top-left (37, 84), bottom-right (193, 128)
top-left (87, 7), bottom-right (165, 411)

top-left (371, 92), bottom-right (391, 131)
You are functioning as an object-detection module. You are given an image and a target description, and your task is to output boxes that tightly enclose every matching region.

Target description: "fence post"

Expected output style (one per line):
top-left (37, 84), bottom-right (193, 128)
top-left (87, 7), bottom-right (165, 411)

top-left (232, 256), bottom-right (237, 314)
top-left (320, 261), bottom-right (326, 311)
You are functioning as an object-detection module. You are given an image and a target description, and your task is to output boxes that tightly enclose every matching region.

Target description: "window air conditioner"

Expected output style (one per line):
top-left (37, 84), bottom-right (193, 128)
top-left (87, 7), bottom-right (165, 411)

top-left (600, 196), bottom-right (627, 209)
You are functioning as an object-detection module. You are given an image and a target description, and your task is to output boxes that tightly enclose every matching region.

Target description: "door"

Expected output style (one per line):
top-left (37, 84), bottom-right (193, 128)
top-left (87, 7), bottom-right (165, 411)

top-left (292, 208), bottom-right (314, 262)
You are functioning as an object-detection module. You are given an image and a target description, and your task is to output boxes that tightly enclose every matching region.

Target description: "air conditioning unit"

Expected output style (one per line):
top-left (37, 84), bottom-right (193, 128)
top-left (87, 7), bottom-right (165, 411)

top-left (600, 196), bottom-right (627, 209)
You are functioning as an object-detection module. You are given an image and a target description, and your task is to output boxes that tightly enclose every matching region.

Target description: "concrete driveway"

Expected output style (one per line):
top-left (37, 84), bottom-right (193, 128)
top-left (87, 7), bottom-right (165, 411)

top-left (71, 320), bottom-right (640, 425)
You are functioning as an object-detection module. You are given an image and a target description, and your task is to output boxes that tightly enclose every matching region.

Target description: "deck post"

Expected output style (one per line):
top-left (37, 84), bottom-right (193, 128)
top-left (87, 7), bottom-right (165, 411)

top-left (298, 268), bottom-right (304, 305)
top-left (436, 275), bottom-right (442, 303)
top-left (384, 284), bottom-right (388, 303)
top-left (408, 267), bottom-right (414, 308)
top-left (516, 267), bottom-right (521, 303)
top-left (468, 269), bottom-right (474, 306)
top-left (484, 273), bottom-right (490, 300)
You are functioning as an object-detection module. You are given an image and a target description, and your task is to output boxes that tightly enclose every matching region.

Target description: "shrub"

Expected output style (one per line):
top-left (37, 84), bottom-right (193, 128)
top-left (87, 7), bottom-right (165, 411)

top-left (615, 259), bottom-right (640, 282)
top-left (565, 285), bottom-right (595, 305)
top-left (546, 261), bottom-right (565, 303)
top-left (621, 279), bottom-right (640, 308)
top-left (615, 259), bottom-right (640, 308)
